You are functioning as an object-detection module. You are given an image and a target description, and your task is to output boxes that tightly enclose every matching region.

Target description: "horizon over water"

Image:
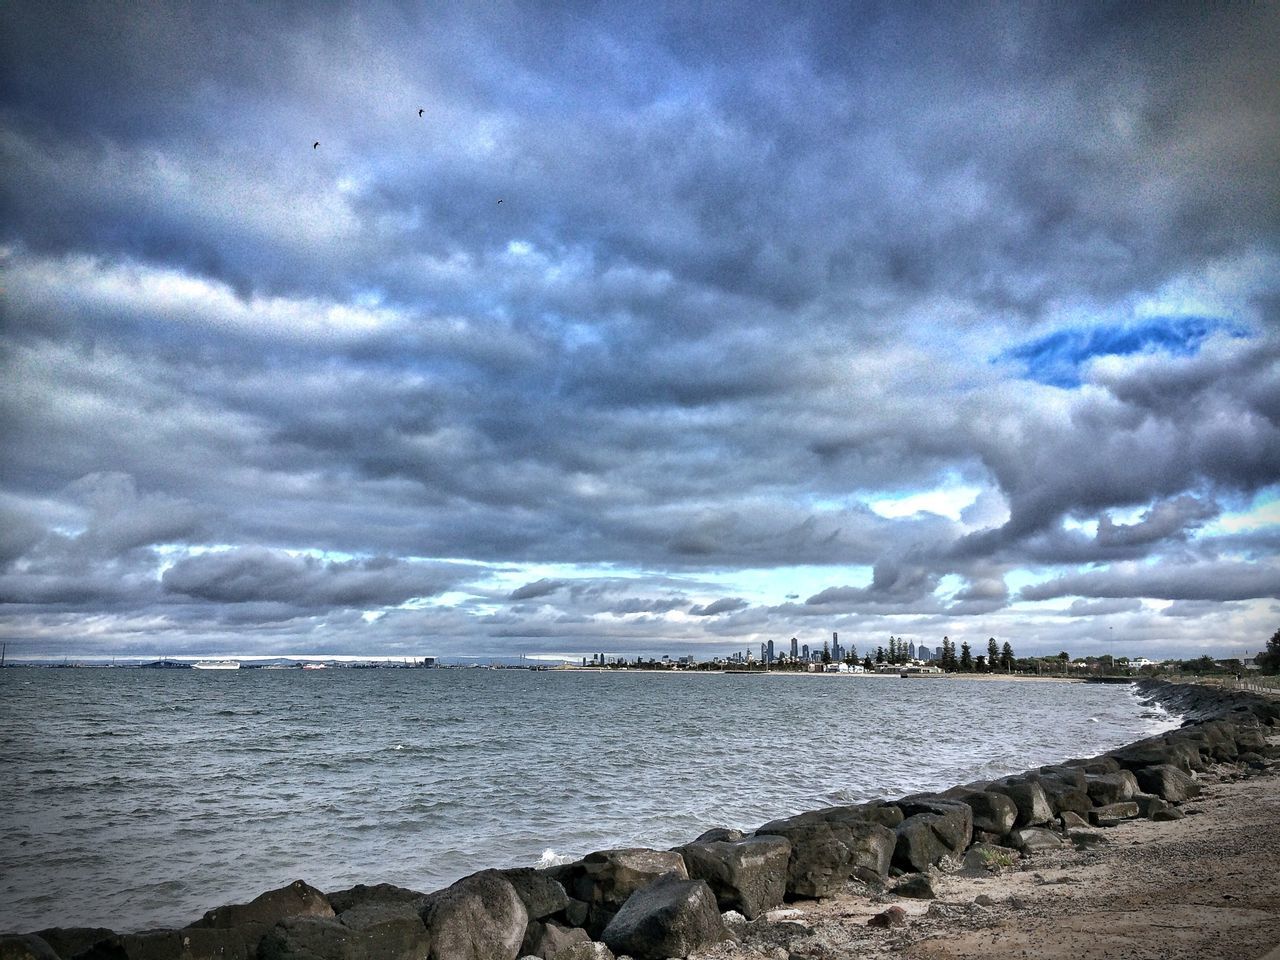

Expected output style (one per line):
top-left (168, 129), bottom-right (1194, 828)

top-left (1, 669), bottom-right (1178, 934)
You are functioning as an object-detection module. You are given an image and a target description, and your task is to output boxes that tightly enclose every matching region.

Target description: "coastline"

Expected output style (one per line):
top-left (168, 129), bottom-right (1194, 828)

top-left (3, 679), bottom-right (1276, 960)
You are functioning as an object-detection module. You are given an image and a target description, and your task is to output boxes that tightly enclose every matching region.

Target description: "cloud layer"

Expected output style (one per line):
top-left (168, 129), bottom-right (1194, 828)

top-left (2, 2), bottom-right (1277, 660)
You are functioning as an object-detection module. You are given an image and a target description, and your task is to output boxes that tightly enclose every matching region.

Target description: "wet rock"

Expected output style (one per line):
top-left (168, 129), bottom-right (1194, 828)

top-left (599, 875), bottom-right (729, 960)
top-left (0, 936), bottom-right (61, 960)
top-left (259, 903), bottom-right (428, 960)
top-left (544, 849), bottom-right (688, 938)
top-left (193, 880), bottom-right (335, 928)
top-left (866, 906), bottom-right (907, 928)
top-left (500, 869), bottom-right (571, 921)
top-left (418, 870), bottom-right (528, 960)
top-left (1109, 737), bottom-right (1202, 774)
top-left (892, 874), bottom-right (935, 899)
top-left (755, 818), bottom-right (896, 898)
top-left (677, 835), bottom-right (789, 920)
top-left (692, 828), bottom-right (745, 843)
top-left (986, 778), bottom-right (1054, 827)
top-left (1059, 757), bottom-right (1121, 776)
top-left (1011, 827), bottom-right (1064, 854)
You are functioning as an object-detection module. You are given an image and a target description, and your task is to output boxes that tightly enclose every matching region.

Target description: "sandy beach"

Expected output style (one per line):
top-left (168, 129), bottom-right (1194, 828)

top-left (699, 728), bottom-right (1280, 960)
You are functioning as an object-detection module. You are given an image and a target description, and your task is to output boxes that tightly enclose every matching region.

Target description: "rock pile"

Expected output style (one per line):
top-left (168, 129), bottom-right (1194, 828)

top-left (5, 680), bottom-right (1275, 960)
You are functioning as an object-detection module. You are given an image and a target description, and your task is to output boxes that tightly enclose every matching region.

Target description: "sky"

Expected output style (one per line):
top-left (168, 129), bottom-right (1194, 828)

top-left (1, 2), bottom-right (1277, 663)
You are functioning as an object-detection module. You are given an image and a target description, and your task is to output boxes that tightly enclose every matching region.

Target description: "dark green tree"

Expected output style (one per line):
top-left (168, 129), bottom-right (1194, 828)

top-left (987, 637), bottom-right (999, 672)
top-left (1259, 628), bottom-right (1280, 673)
top-left (941, 636), bottom-right (957, 672)
top-left (888, 637), bottom-right (897, 663)
top-left (863, 655), bottom-right (873, 670)
top-left (960, 641), bottom-right (973, 671)
top-left (975, 654), bottom-right (987, 671)
top-left (999, 641), bottom-right (1014, 672)
top-left (875, 646), bottom-right (885, 664)
top-left (822, 642), bottom-right (831, 665)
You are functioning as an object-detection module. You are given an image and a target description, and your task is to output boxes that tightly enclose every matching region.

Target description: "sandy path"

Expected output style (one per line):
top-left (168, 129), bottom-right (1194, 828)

top-left (701, 737), bottom-right (1280, 960)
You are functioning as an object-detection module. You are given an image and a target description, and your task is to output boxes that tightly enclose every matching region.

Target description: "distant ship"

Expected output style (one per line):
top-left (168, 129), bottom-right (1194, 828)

top-left (192, 660), bottom-right (241, 670)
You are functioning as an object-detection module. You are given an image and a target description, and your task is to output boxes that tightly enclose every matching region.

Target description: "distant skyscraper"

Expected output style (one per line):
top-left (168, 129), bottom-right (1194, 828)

top-left (802, 643), bottom-right (810, 659)
top-left (766, 639), bottom-right (775, 664)
top-left (908, 640), bottom-right (917, 659)
top-left (760, 642), bottom-right (766, 662)
top-left (790, 637), bottom-right (799, 659)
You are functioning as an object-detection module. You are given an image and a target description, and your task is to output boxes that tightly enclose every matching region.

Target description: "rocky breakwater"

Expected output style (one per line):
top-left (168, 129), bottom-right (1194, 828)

top-left (4, 679), bottom-right (1277, 960)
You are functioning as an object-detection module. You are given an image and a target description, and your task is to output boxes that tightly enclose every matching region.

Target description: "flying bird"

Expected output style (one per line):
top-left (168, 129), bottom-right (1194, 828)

top-left (418, 108), bottom-right (424, 117)
top-left (496, 198), bottom-right (503, 204)
top-left (312, 141), bottom-right (319, 149)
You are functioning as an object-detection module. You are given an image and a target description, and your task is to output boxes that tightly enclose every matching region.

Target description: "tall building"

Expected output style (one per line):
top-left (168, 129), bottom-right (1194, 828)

top-left (908, 640), bottom-right (917, 659)
top-left (760, 643), bottom-right (766, 663)
top-left (790, 637), bottom-right (799, 659)
top-left (766, 639), bottom-right (775, 665)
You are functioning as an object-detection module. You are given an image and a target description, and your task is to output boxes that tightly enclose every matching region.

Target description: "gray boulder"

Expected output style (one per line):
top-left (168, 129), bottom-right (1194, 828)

top-left (419, 870), bottom-right (528, 960)
top-left (691, 828), bottom-right (744, 843)
top-left (325, 883), bottom-right (426, 915)
top-left (1059, 757), bottom-right (1121, 775)
top-left (986, 778), bottom-right (1054, 827)
top-left (194, 880), bottom-right (335, 928)
top-left (755, 817), bottom-right (896, 897)
top-left (1133, 764), bottom-right (1200, 803)
top-left (544, 849), bottom-right (687, 938)
top-left (549, 943), bottom-right (614, 960)
top-left (892, 873), bottom-right (935, 899)
top-left (676, 835), bottom-right (789, 920)
top-left (1091, 802), bottom-right (1139, 826)
top-left (891, 797), bottom-right (973, 872)
top-left (519, 921), bottom-right (590, 960)
top-left (0, 937), bottom-right (61, 960)
top-left (1084, 772), bottom-right (1139, 806)
top-left (1010, 827), bottom-right (1064, 854)
top-left (1133, 793), bottom-right (1169, 818)
top-left (31, 929), bottom-right (117, 960)
top-left (599, 875), bottom-right (729, 960)
top-left (961, 843), bottom-right (1020, 872)
top-left (259, 904), bottom-right (428, 960)
top-left (500, 869), bottom-right (570, 921)
top-left (1033, 776), bottom-right (1093, 817)
top-left (949, 789), bottom-right (1017, 836)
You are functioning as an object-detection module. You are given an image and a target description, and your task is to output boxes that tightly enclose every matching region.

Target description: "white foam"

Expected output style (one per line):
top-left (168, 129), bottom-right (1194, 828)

top-left (536, 848), bottom-right (574, 868)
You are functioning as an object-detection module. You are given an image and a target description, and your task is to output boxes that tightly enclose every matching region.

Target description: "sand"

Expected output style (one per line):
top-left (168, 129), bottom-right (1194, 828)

top-left (699, 731), bottom-right (1280, 960)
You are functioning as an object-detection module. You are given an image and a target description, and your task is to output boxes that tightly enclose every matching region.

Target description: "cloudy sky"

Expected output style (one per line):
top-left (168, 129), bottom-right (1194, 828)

top-left (2, 2), bottom-right (1277, 662)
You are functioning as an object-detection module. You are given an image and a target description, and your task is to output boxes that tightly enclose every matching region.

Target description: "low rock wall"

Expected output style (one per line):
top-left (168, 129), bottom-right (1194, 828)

top-left (5, 680), bottom-right (1277, 960)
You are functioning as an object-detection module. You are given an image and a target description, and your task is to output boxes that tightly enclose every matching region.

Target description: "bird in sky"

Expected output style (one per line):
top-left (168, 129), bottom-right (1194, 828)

top-left (497, 199), bottom-right (503, 204)
top-left (418, 108), bottom-right (424, 117)
top-left (312, 141), bottom-right (319, 149)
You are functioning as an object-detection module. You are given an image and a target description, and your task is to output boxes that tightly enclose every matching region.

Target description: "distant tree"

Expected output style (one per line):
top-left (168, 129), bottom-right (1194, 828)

top-left (975, 654), bottom-right (987, 672)
top-left (863, 655), bottom-right (874, 670)
top-left (822, 642), bottom-right (831, 665)
top-left (888, 637), bottom-right (897, 663)
top-left (987, 637), bottom-right (999, 672)
top-left (999, 641), bottom-right (1014, 672)
top-left (941, 636), bottom-right (957, 672)
top-left (960, 641), bottom-right (973, 671)
top-left (848, 643), bottom-right (859, 665)
top-left (875, 646), bottom-right (885, 664)
top-left (1260, 628), bottom-right (1280, 674)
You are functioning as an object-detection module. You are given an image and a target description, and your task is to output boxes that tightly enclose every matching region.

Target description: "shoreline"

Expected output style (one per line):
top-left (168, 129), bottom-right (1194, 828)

top-left (4, 679), bottom-right (1276, 960)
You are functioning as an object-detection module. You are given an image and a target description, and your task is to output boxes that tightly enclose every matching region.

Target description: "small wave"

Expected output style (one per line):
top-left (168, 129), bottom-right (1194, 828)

top-left (1088, 717), bottom-right (1099, 723)
top-left (535, 848), bottom-right (574, 868)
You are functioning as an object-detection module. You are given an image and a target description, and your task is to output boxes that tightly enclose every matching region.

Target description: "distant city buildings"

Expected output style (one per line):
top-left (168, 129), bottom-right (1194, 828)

top-left (790, 637), bottom-right (799, 659)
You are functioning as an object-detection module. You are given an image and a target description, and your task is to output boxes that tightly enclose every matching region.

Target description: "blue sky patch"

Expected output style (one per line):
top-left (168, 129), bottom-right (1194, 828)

top-left (999, 317), bottom-right (1248, 388)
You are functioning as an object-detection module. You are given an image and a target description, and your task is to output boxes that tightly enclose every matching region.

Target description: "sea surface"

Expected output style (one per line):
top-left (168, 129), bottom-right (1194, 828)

top-left (0, 667), bottom-right (1178, 933)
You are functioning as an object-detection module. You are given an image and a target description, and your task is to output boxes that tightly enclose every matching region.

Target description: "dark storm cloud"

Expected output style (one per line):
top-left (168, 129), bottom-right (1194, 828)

top-left (2, 1), bottom-right (1277, 656)
top-left (687, 597), bottom-right (747, 617)
top-left (1021, 561), bottom-right (1280, 604)
top-left (161, 549), bottom-right (475, 608)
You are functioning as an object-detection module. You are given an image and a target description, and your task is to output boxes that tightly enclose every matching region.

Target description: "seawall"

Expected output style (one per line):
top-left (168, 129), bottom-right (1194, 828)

top-left (3, 679), bottom-right (1277, 960)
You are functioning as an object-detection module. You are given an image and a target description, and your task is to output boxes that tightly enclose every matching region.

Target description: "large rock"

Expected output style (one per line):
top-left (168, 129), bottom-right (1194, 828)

top-left (755, 817), bottom-right (896, 897)
top-left (986, 778), bottom-right (1054, 827)
top-left (676, 835), bottom-right (789, 920)
top-left (418, 870), bottom-right (528, 960)
top-left (32, 929), bottom-right (117, 960)
top-left (949, 789), bottom-right (1017, 836)
top-left (691, 827), bottom-right (745, 843)
top-left (891, 797), bottom-right (974, 873)
top-left (519, 920), bottom-right (590, 960)
top-left (193, 880), bottom-right (335, 928)
top-left (1010, 827), bottom-right (1064, 854)
top-left (259, 903), bottom-right (428, 960)
top-left (1091, 802), bottom-right (1139, 826)
top-left (0, 937), bottom-right (61, 960)
top-left (1059, 757), bottom-right (1121, 775)
top-left (1109, 737), bottom-right (1202, 774)
top-left (599, 875), bottom-right (729, 960)
top-left (325, 883), bottom-right (426, 915)
top-left (1033, 776), bottom-right (1093, 817)
top-left (500, 869), bottom-right (570, 921)
top-left (1133, 764), bottom-right (1200, 803)
top-left (1084, 772), bottom-right (1139, 806)
top-left (544, 849), bottom-right (687, 938)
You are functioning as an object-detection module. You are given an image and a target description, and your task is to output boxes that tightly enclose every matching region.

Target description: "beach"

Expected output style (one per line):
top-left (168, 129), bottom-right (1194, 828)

top-left (699, 729), bottom-right (1280, 960)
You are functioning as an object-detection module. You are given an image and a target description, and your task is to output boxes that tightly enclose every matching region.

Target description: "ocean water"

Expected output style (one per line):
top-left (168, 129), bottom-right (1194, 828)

top-left (0, 668), bottom-right (1177, 934)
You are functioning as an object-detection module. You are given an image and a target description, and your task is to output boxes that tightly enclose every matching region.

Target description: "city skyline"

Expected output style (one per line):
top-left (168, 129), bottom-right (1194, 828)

top-left (2, 3), bottom-right (1277, 662)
